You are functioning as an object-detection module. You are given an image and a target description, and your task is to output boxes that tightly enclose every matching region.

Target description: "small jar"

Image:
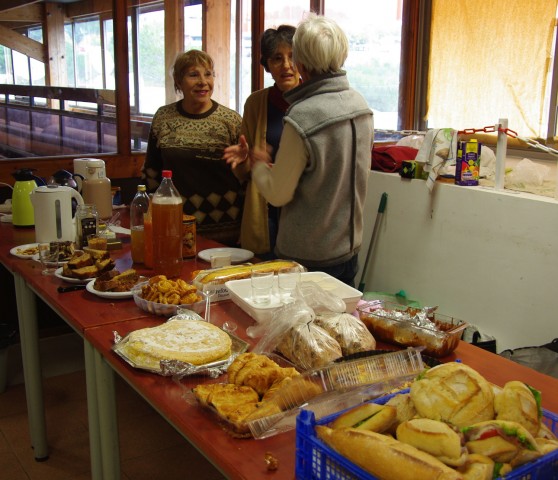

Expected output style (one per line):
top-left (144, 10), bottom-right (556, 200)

top-left (182, 214), bottom-right (196, 259)
top-left (76, 204), bottom-right (98, 249)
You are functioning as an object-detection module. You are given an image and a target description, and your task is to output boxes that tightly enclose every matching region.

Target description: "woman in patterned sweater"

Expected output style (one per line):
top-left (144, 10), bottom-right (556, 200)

top-left (142, 50), bottom-right (243, 247)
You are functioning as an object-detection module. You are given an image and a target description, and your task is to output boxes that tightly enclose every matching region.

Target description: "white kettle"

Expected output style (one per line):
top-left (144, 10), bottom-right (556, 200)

top-left (31, 185), bottom-right (84, 243)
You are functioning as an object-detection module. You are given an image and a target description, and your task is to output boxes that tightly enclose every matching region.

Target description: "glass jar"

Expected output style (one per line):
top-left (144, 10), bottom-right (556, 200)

top-left (75, 204), bottom-right (98, 249)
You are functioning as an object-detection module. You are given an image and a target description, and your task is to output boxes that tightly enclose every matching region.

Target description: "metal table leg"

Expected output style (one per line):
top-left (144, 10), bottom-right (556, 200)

top-left (84, 339), bottom-right (103, 479)
top-left (94, 347), bottom-right (120, 480)
top-left (13, 272), bottom-right (48, 460)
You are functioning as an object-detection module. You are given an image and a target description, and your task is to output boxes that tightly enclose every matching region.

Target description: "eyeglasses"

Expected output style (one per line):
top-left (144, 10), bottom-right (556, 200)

top-left (184, 70), bottom-right (215, 81)
top-left (269, 55), bottom-right (294, 67)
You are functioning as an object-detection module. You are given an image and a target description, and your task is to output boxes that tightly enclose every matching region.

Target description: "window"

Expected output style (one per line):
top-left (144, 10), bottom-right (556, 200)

top-left (73, 19), bottom-right (103, 88)
top-left (324, 0), bottom-right (402, 130)
top-left (425, 0), bottom-right (558, 143)
top-left (262, 0), bottom-right (309, 90)
top-left (137, 7), bottom-right (165, 114)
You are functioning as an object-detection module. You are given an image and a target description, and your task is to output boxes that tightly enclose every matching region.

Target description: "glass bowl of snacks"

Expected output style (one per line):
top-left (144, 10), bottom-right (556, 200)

top-left (131, 276), bottom-right (206, 317)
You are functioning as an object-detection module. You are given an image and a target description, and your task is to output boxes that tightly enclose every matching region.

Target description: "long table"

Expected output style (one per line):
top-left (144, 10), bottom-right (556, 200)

top-left (2, 219), bottom-right (558, 480)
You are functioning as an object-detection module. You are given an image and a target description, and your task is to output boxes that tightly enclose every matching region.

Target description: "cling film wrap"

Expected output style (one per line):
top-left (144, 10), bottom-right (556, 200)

top-left (191, 259), bottom-right (304, 286)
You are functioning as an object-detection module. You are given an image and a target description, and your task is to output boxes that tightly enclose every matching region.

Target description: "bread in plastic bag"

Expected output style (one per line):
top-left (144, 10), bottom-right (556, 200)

top-left (275, 320), bottom-right (343, 370)
top-left (314, 312), bottom-right (376, 356)
top-left (252, 298), bottom-right (342, 370)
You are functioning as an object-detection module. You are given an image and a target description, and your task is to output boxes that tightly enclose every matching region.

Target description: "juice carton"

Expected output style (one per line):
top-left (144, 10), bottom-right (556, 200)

top-left (455, 139), bottom-right (481, 186)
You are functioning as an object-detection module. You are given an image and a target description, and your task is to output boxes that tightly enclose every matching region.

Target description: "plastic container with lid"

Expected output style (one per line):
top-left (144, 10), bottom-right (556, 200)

top-left (130, 185), bottom-right (150, 264)
top-left (82, 159), bottom-right (113, 220)
top-left (152, 170), bottom-right (183, 277)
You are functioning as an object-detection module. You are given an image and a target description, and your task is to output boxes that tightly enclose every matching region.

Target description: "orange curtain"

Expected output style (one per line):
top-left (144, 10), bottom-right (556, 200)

top-left (427, 0), bottom-right (558, 138)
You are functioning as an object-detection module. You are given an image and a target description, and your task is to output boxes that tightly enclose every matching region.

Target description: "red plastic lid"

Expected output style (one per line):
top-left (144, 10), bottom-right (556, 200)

top-left (162, 170), bottom-right (172, 178)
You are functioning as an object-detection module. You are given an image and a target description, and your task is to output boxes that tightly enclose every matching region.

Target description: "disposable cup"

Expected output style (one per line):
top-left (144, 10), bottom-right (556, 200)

top-left (251, 269), bottom-right (274, 305)
top-left (278, 266), bottom-right (301, 300)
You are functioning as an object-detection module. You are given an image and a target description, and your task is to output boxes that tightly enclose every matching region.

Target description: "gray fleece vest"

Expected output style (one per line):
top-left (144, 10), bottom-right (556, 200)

top-left (276, 72), bottom-right (373, 267)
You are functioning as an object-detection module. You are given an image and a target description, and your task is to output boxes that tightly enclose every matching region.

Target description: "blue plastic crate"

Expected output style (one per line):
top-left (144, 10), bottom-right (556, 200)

top-left (295, 391), bottom-right (558, 480)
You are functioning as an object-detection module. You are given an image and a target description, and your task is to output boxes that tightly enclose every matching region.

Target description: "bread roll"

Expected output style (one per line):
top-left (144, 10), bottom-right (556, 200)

top-left (396, 418), bottom-right (467, 466)
top-left (385, 392), bottom-right (417, 429)
top-left (457, 454), bottom-right (494, 480)
top-left (410, 362), bottom-right (494, 428)
top-left (316, 426), bottom-right (463, 480)
top-left (494, 381), bottom-right (540, 436)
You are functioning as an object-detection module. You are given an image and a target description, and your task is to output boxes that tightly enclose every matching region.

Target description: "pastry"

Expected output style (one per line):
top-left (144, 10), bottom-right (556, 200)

top-left (120, 319), bottom-right (232, 370)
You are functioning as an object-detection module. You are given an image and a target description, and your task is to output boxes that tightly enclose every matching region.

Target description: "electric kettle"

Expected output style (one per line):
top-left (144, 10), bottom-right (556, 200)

top-left (30, 185), bottom-right (84, 243)
top-left (11, 169), bottom-right (45, 227)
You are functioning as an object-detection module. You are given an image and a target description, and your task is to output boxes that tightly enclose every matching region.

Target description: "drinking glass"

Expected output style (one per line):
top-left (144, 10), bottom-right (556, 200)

top-left (38, 242), bottom-right (60, 275)
top-left (278, 266), bottom-right (302, 300)
top-left (251, 269), bottom-right (274, 305)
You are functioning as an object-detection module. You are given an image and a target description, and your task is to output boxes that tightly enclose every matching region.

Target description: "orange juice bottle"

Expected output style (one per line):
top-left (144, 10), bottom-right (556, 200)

top-left (152, 171), bottom-right (183, 277)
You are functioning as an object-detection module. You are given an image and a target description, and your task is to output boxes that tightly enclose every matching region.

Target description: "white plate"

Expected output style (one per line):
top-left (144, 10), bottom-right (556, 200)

top-left (225, 271), bottom-right (363, 323)
top-left (54, 267), bottom-right (95, 284)
top-left (86, 279), bottom-right (133, 299)
top-left (197, 247), bottom-right (254, 264)
top-left (10, 243), bottom-right (39, 259)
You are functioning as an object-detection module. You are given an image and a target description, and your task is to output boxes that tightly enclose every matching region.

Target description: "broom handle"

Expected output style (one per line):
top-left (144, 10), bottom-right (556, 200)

top-left (358, 192), bottom-right (388, 292)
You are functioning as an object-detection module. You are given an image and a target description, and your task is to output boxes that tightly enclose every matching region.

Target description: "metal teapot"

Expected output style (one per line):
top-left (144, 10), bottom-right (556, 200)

top-left (11, 168), bottom-right (45, 227)
top-left (48, 169), bottom-right (84, 192)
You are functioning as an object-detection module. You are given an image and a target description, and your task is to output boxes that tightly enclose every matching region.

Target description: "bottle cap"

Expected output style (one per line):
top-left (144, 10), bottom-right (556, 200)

top-left (162, 170), bottom-right (172, 178)
top-left (137, 185), bottom-right (146, 191)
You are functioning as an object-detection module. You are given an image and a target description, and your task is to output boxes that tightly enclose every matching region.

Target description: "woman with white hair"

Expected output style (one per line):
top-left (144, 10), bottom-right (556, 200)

top-left (246, 13), bottom-right (374, 286)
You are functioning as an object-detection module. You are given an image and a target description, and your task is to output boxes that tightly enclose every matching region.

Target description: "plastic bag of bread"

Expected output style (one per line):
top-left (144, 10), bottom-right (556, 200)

top-left (252, 298), bottom-right (343, 370)
top-left (293, 281), bottom-right (346, 314)
top-left (276, 321), bottom-right (342, 370)
top-left (314, 312), bottom-right (376, 356)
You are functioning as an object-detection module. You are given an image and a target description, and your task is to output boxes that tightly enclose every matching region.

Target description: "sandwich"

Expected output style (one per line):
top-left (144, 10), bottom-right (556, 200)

top-left (331, 402), bottom-right (397, 434)
top-left (462, 419), bottom-right (542, 466)
top-left (316, 425), bottom-right (464, 480)
top-left (456, 453), bottom-right (494, 480)
top-left (410, 362), bottom-right (494, 428)
top-left (494, 381), bottom-right (541, 436)
top-left (396, 418), bottom-right (468, 466)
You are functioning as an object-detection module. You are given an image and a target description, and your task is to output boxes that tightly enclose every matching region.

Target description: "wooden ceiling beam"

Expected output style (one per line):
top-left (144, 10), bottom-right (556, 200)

top-left (0, 22), bottom-right (47, 63)
top-left (0, 3), bottom-right (43, 22)
top-left (0, 0), bottom-right (41, 15)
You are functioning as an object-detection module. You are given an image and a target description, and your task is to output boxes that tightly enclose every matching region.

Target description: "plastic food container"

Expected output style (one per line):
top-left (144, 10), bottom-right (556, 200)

top-left (247, 348), bottom-right (425, 439)
top-left (357, 302), bottom-right (467, 357)
top-left (131, 281), bottom-right (206, 317)
top-left (295, 391), bottom-right (558, 480)
top-left (226, 272), bottom-right (363, 323)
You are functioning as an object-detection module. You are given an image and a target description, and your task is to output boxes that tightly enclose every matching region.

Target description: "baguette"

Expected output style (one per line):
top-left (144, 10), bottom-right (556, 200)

top-left (316, 426), bottom-right (464, 480)
top-left (331, 402), bottom-right (397, 433)
top-left (396, 418), bottom-right (468, 466)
